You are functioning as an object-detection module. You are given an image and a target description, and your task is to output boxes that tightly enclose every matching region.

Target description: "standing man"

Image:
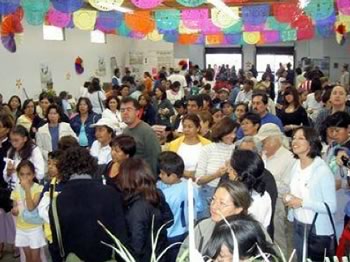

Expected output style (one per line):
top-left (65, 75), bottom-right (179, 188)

top-left (340, 64), bottom-right (350, 90)
top-left (168, 67), bottom-right (187, 98)
top-left (121, 97), bottom-right (161, 176)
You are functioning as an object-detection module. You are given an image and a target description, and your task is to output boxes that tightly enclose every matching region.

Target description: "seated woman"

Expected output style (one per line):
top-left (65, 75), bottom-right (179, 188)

top-left (204, 214), bottom-right (278, 262)
top-left (167, 114), bottom-right (211, 179)
top-left (117, 158), bottom-right (173, 262)
top-left (177, 181), bottom-right (252, 258)
top-left (237, 112), bottom-right (261, 140)
top-left (228, 149), bottom-right (273, 229)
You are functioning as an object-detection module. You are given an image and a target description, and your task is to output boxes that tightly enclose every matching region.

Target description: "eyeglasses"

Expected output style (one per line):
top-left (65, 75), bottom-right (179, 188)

top-left (120, 107), bottom-right (136, 113)
top-left (210, 197), bottom-right (234, 209)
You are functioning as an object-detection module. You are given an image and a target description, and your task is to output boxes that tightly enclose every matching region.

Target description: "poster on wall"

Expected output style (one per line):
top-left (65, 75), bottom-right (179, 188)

top-left (40, 63), bottom-right (53, 90)
top-left (110, 56), bottom-right (117, 73)
top-left (95, 57), bottom-right (106, 77)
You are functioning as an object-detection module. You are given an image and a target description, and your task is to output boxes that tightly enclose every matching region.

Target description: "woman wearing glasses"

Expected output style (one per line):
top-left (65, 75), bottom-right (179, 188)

top-left (177, 181), bottom-right (252, 258)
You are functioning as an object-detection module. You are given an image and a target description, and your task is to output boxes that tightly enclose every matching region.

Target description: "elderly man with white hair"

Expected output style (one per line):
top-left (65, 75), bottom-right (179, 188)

top-left (256, 123), bottom-right (295, 254)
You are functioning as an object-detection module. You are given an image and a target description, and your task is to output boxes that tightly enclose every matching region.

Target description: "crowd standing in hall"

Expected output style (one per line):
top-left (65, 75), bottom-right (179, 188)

top-left (0, 62), bottom-right (349, 262)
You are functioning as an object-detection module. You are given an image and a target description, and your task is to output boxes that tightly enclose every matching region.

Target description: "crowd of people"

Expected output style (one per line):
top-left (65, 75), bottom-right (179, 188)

top-left (0, 61), bottom-right (349, 262)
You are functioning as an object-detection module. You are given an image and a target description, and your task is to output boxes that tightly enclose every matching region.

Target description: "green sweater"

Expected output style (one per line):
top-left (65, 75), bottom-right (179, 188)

top-left (123, 121), bottom-right (161, 176)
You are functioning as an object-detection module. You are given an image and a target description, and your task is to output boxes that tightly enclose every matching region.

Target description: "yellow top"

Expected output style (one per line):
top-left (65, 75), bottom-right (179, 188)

top-left (11, 183), bottom-right (43, 230)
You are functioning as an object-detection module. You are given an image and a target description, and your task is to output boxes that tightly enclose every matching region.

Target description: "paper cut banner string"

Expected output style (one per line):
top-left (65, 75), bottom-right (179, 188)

top-left (273, 3), bottom-right (302, 23)
top-left (117, 21), bottom-right (130, 36)
top-left (147, 29), bottom-right (163, 41)
top-left (242, 4), bottom-right (269, 25)
top-left (297, 26), bottom-right (314, 40)
top-left (163, 30), bottom-right (178, 42)
top-left (73, 10), bottom-right (97, 30)
top-left (223, 20), bottom-right (242, 33)
top-left (211, 7), bottom-right (239, 29)
top-left (181, 8), bottom-right (208, 30)
top-left (52, 0), bottom-right (83, 13)
top-left (316, 21), bottom-right (334, 38)
top-left (337, 0), bottom-right (350, 15)
top-left (291, 15), bottom-right (313, 29)
top-left (178, 21), bottom-right (199, 34)
top-left (224, 33), bottom-right (242, 44)
top-left (244, 23), bottom-right (265, 32)
top-left (303, 0), bottom-right (334, 21)
top-left (261, 31), bottom-right (280, 43)
top-left (125, 11), bottom-right (155, 34)
top-left (0, 0), bottom-right (20, 15)
top-left (47, 8), bottom-right (71, 28)
top-left (89, 0), bottom-right (124, 11)
top-left (95, 11), bottom-right (123, 32)
top-left (178, 33), bottom-right (198, 45)
top-left (281, 29), bottom-right (297, 42)
top-left (22, 0), bottom-right (49, 25)
top-left (266, 16), bottom-right (290, 31)
top-left (243, 32), bottom-right (260, 44)
top-left (129, 31), bottom-right (145, 39)
top-left (176, 0), bottom-right (205, 7)
top-left (131, 0), bottom-right (163, 9)
top-left (206, 33), bottom-right (224, 45)
top-left (201, 19), bottom-right (221, 34)
top-left (155, 9), bottom-right (180, 31)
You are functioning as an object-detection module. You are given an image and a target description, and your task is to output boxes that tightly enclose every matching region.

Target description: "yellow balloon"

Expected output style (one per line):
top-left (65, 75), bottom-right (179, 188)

top-left (73, 10), bottom-right (97, 30)
top-left (243, 32), bottom-right (261, 45)
top-left (211, 7), bottom-right (239, 29)
top-left (89, 0), bottom-right (124, 11)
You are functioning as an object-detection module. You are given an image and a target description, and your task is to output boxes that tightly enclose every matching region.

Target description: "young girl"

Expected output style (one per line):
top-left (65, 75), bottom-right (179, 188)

top-left (11, 160), bottom-right (46, 262)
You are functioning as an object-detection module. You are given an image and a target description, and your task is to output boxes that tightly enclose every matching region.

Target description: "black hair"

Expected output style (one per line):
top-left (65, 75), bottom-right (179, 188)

top-left (205, 214), bottom-right (277, 261)
top-left (155, 86), bottom-right (167, 100)
top-left (59, 91), bottom-right (68, 100)
top-left (0, 111), bottom-right (14, 129)
top-left (200, 94), bottom-right (213, 109)
top-left (174, 99), bottom-right (185, 108)
top-left (76, 97), bottom-right (93, 114)
top-left (121, 97), bottom-right (141, 110)
top-left (252, 91), bottom-right (268, 105)
top-left (48, 150), bottom-right (63, 160)
top-left (230, 149), bottom-right (266, 196)
top-left (158, 151), bottom-right (184, 178)
top-left (110, 135), bottom-right (136, 158)
top-left (105, 95), bottom-right (120, 110)
top-left (187, 95), bottom-right (203, 108)
top-left (58, 147), bottom-right (98, 181)
top-left (212, 117), bottom-right (239, 142)
top-left (241, 112), bottom-right (261, 127)
top-left (292, 127), bottom-right (322, 159)
top-left (9, 125), bottom-right (34, 160)
top-left (16, 159), bottom-right (35, 175)
top-left (88, 77), bottom-right (101, 93)
top-left (326, 111), bottom-right (350, 128)
top-left (58, 136), bottom-right (80, 151)
top-left (8, 95), bottom-right (21, 111)
top-left (295, 67), bottom-right (302, 75)
top-left (21, 99), bottom-right (36, 115)
top-left (39, 92), bottom-right (53, 103)
top-left (45, 104), bottom-right (62, 123)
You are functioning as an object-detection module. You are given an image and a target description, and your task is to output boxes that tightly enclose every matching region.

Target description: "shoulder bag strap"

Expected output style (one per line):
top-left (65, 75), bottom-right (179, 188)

top-left (308, 212), bottom-right (319, 235)
top-left (51, 187), bottom-right (65, 258)
top-left (324, 202), bottom-right (337, 239)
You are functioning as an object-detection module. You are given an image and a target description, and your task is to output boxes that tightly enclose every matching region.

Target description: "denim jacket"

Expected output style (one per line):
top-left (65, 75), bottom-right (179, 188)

top-left (70, 113), bottom-right (101, 147)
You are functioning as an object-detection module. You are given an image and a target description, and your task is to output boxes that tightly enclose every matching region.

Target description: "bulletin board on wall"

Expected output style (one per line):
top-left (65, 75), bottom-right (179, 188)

top-left (126, 50), bottom-right (174, 79)
top-left (300, 57), bottom-right (330, 77)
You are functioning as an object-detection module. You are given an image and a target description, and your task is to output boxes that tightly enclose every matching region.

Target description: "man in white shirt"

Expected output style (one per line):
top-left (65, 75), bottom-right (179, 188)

top-left (340, 64), bottom-right (350, 90)
top-left (235, 79), bottom-right (253, 104)
top-left (256, 123), bottom-right (296, 254)
top-left (167, 67), bottom-right (187, 98)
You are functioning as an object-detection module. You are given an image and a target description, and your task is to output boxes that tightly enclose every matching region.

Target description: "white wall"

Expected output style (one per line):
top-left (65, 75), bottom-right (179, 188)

top-left (0, 22), bottom-right (174, 101)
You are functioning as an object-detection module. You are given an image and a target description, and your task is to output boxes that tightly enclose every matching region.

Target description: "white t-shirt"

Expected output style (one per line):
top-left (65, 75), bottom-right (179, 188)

top-left (290, 162), bottom-right (315, 224)
top-left (249, 190), bottom-right (272, 228)
top-left (90, 140), bottom-right (112, 165)
top-left (84, 91), bottom-right (106, 114)
top-left (177, 143), bottom-right (202, 172)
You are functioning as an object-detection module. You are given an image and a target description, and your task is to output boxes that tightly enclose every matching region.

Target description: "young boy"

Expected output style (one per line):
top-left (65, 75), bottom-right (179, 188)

top-left (157, 151), bottom-right (202, 261)
top-left (38, 150), bottom-right (65, 262)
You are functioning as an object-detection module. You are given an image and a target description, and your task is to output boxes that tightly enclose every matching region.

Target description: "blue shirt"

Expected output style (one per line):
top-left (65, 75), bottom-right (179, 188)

top-left (49, 126), bottom-right (59, 151)
top-left (236, 112), bottom-right (284, 140)
top-left (78, 125), bottom-right (89, 147)
top-left (157, 179), bottom-right (203, 238)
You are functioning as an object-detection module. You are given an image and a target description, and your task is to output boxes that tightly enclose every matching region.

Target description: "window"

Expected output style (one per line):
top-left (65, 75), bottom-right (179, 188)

top-left (90, 30), bottom-right (106, 44)
top-left (43, 25), bottom-right (65, 41)
top-left (205, 47), bottom-right (242, 70)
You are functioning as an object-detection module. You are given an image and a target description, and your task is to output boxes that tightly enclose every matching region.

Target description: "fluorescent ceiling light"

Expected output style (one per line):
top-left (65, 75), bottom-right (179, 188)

top-left (207, 0), bottom-right (239, 20)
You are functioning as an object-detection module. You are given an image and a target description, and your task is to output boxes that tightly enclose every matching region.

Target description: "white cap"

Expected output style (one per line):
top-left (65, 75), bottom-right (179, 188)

top-left (90, 118), bottom-right (119, 131)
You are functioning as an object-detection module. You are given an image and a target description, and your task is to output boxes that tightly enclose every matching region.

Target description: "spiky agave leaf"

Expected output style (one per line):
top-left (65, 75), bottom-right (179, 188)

top-left (98, 220), bottom-right (136, 262)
